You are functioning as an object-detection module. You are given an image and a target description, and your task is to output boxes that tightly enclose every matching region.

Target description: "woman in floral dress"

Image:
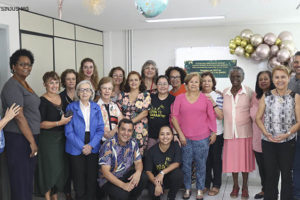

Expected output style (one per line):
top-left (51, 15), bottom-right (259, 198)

top-left (117, 71), bottom-right (151, 155)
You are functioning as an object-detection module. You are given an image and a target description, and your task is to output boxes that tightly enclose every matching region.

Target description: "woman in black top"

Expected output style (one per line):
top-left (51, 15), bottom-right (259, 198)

top-left (145, 125), bottom-right (183, 200)
top-left (36, 72), bottom-right (72, 200)
top-left (147, 75), bottom-right (175, 150)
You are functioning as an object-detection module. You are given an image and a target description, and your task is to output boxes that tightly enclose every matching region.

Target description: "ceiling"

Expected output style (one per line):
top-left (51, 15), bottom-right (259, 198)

top-left (1, 0), bottom-right (300, 31)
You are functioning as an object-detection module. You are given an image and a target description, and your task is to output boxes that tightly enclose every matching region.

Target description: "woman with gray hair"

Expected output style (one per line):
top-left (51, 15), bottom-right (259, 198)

top-left (222, 66), bottom-right (255, 199)
top-left (141, 60), bottom-right (158, 94)
top-left (65, 80), bottom-right (104, 200)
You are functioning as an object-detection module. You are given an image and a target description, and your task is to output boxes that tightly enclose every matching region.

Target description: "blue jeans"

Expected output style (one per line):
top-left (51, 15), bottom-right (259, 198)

top-left (182, 137), bottom-right (209, 190)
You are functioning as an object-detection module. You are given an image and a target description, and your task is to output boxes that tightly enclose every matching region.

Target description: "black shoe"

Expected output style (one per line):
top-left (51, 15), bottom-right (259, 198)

top-left (254, 192), bottom-right (264, 199)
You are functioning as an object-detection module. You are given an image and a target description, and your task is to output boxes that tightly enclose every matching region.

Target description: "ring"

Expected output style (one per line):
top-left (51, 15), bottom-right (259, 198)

top-left (34, 152), bottom-right (38, 156)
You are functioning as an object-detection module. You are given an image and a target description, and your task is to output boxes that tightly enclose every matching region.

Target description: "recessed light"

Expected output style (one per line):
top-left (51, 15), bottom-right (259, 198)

top-left (145, 16), bottom-right (225, 23)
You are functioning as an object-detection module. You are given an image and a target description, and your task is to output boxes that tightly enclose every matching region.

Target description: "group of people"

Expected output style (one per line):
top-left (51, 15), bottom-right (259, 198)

top-left (0, 48), bottom-right (300, 200)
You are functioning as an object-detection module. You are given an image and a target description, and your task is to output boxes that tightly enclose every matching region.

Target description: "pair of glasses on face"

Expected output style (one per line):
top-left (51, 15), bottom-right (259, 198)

top-left (170, 76), bottom-right (181, 80)
top-left (17, 62), bottom-right (32, 67)
top-left (79, 88), bottom-right (92, 93)
top-left (157, 83), bottom-right (168, 86)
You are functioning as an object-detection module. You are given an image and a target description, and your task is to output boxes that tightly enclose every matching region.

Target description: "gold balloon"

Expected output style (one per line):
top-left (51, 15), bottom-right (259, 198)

top-left (245, 44), bottom-right (254, 54)
top-left (229, 39), bottom-right (235, 44)
top-left (275, 38), bottom-right (282, 46)
top-left (244, 52), bottom-right (250, 58)
top-left (240, 39), bottom-right (248, 47)
top-left (235, 36), bottom-right (241, 41)
top-left (230, 49), bottom-right (235, 54)
top-left (235, 37), bottom-right (241, 46)
top-left (229, 43), bottom-right (237, 49)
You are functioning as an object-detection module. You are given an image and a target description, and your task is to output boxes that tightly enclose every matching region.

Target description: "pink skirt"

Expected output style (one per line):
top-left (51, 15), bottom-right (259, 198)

top-left (223, 137), bottom-right (255, 173)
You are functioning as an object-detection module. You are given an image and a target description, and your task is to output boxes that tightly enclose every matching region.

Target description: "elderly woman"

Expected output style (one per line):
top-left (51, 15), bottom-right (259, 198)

top-left (96, 77), bottom-right (123, 142)
top-left (223, 66), bottom-right (255, 199)
top-left (250, 71), bottom-right (276, 199)
top-left (36, 71), bottom-right (72, 200)
top-left (200, 72), bottom-right (224, 196)
top-left (256, 66), bottom-right (300, 200)
top-left (1, 49), bottom-right (40, 200)
top-left (147, 75), bottom-right (175, 150)
top-left (78, 58), bottom-right (99, 91)
top-left (141, 60), bottom-right (158, 94)
top-left (145, 125), bottom-right (183, 200)
top-left (109, 66), bottom-right (126, 102)
top-left (172, 72), bottom-right (217, 200)
top-left (165, 66), bottom-right (187, 96)
top-left (117, 71), bottom-right (151, 155)
top-left (65, 80), bottom-right (104, 200)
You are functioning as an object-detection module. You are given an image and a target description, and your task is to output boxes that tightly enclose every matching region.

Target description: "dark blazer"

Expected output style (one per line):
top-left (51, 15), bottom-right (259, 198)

top-left (65, 101), bottom-right (104, 155)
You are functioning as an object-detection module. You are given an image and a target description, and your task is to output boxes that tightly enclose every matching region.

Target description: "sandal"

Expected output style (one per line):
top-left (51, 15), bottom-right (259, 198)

top-left (230, 186), bottom-right (240, 198)
top-left (208, 187), bottom-right (220, 196)
top-left (196, 190), bottom-right (204, 200)
top-left (183, 189), bottom-right (191, 199)
top-left (242, 188), bottom-right (249, 199)
top-left (203, 187), bottom-right (208, 194)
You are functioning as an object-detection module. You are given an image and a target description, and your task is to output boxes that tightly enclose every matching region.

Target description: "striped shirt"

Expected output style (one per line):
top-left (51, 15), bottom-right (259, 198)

top-left (210, 91), bottom-right (224, 135)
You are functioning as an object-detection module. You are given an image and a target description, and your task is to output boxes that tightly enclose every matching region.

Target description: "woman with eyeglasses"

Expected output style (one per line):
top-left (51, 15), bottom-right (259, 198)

top-left (109, 66), bottom-right (126, 102)
top-left (1, 49), bottom-right (40, 200)
top-left (147, 75), bottom-right (175, 150)
top-left (65, 80), bottom-right (104, 200)
top-left (165, 66), bottom-right (187, 96)
top-left (96, 77), bottom-right (123, 142)
top-left (36, 71), bottom-right (72, 200)
top-left (141, 60), bottom-right (158, 94)
top-left (117, 71), bottom-right (151, 155)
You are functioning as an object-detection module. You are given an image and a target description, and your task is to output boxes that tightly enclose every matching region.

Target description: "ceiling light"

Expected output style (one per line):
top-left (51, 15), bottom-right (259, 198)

top-left (145, 16), bottom-right (225, 23)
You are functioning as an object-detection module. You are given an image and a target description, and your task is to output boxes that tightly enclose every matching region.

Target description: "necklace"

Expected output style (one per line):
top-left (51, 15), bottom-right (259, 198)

top-left (275, 88), bottom-right (286, 103)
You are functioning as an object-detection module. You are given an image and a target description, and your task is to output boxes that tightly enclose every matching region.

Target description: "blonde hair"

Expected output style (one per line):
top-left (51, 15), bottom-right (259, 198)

top-left (184, 72), bottom-right (201, 86)
top-left (272, 65), bottom-right (291, 77)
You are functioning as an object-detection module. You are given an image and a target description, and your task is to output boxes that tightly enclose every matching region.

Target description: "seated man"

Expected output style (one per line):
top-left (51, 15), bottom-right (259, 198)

top-left (98, 118), bottom-right (147, 200)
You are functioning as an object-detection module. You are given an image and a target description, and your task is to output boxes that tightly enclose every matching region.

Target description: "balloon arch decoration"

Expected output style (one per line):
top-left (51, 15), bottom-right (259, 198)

top-left (229, 29), bottom-right (296, 71)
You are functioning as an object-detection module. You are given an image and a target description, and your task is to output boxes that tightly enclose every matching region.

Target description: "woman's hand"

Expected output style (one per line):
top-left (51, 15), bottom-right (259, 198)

top-left (154, 184), bottom-right (163, 197)
top-left (179, 134), bottom-right (187, 146)
top-left (30, 142), bottom-right (38, 158)
top-left (265, 133), bottom-right (279, 143)
top-left (274, 133), bottom-right (291, 142)
top-left (82, 144), bottom-right (92, 155)
top-left (173, 135), bottom-right (181, 147)
top-left (4, 103), bottom-right (20, 121)
top-left (60, 115), bottom-right (72, 125)
top-left (209, 132), bottom-right (217, 144)
top-left (154, 173), bottom-right (164, 185)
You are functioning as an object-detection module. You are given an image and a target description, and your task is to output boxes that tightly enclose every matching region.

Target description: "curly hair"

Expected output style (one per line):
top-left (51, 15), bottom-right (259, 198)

top-left (60, 69), bottom-right (78, 88)
top-left (124, 71), bottom-right (146, 93)
top-left (9, 49), bottom-right (34, 73)
top-left (108, 66), bottom-right (126, 91)
top-left (165, 66), bottom-right (187, 84)
top-left (78, 58), bottom-right (99, 89)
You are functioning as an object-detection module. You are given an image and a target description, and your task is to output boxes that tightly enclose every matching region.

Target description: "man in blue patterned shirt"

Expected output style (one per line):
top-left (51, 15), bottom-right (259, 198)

top-left (98, 118), bottom-right (147, 200)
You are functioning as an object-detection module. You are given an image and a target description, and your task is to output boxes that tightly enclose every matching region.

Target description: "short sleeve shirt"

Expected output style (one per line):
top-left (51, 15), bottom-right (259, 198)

top-left (98, 135), bottom-right (141, 187)
top-left (1, 78), bottom-right (41, 135)
top-left (145, 142), bottom-right (181, 176)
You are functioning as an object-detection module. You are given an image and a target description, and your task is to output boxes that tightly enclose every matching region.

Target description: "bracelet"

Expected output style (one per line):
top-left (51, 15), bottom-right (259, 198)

top-left (213, 105), bottom-right (218, 108)
top-left (56, 121), bottom-right (59, 127)
top-left (160, 171), bottom-right (165, 175)
top-left (287, 131), bottom-right (291, 135)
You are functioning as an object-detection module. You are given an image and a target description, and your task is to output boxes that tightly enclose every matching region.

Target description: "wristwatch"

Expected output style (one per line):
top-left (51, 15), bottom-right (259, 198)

top-left (159, 171), bottom-right (165, 175)
top-left (287, 131), bottom-right (291, 135)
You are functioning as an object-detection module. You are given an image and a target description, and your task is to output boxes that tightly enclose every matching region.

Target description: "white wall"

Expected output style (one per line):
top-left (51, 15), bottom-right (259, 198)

top-left (104, 23), bottom-right (300, 90)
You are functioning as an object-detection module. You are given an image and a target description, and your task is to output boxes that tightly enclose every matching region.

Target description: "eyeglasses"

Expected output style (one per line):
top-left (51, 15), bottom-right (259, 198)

top-left (157, 83), bottom-right (168, 86)
top-left (17, 62), bottom-right (32, 67)
top-left (112, 74), bottom-right (123, 78)
top-left (170, 76), bottom-right (181, 80)
top-left (79, 88), bottom-right (92, 93)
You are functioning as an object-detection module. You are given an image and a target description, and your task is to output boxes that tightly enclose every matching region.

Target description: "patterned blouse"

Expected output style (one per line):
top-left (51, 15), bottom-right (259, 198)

top-left (98, 135), bottom-right (141, 187)
top-left (263, 91), bottom-right (296, 142)
top-left (97, 98), bottom-right (122, 141)
top-left (117, 91), bottom-right (151, 152)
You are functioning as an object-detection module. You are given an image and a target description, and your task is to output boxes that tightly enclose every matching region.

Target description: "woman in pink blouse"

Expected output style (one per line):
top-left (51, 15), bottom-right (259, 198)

top-left (250, 71), bottom-right (275, 199)
top-left (172, 72), bottom-right (216, 200)
top-left (223, 66), bottom-right (255, 199)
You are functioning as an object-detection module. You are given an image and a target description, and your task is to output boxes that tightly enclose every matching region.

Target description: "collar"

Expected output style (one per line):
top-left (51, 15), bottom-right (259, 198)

top-left (80, 100), bottom-right (90, 109)
top-left (97, 98), bottom-right (111, 106)
top-left (225, 84), bottom-right (247, 96)
top-left (114, 134), bottom-right (131, 148)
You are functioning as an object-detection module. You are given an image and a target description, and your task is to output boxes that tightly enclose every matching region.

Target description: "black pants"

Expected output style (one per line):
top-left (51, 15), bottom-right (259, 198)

top-left (254, 151), bottom-right (265, 192)
top-left (64, 153), bottom-right (73, 194)
top-left (100, 169), bottom-right (148, 200)
top-left (205, 134), bottom-right (223, 189)
top-left (293, 132), bottom-right (300, 199)
top-left (5, 132), bottom-right (38, 200)
top-left (262, 139), bottom-right (296, 200)
top-left (70, 153), bottom-right (99, 200)
top-left (148, 168), bottom-right (183, 200)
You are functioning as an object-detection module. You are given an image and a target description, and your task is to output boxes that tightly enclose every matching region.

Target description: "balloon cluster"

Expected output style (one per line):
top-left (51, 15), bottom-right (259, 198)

top-left (229, 29), bottom-right (296, 70)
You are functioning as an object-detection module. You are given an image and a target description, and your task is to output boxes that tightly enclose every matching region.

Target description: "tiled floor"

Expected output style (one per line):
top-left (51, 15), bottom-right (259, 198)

top-left (33, 172), bottom-right (267, 200)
